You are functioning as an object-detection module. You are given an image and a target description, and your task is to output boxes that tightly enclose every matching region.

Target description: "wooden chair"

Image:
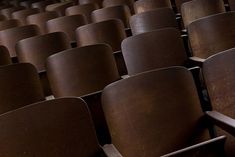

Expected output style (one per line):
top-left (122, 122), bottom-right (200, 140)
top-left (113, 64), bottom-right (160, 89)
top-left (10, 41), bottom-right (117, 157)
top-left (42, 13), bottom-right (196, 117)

top-left (91, 5), bottom-right (131, 28)
top-left (19, 0), bottom-right (41, 8)
top-left (188, 12), bottom-right (235, 60)
top-left (45, 1), bottom-right (74, 16)
top-left (122, 28), bottom-right (187, 75)
top-left (175, 0), bottom-right (191, 13)
top-left (102, 0), bottom-right (135, 14)
top-left (46, 14), bottom-right (87, 41)
top-left (130, 8), bottom-right (177, 35)
top-left (102, 66), bottom-right (230, 156)
top-left (0, 19), bottom-right (21, 31)
top-left (15, 32), bottom-right (70, 96)
top-left (0, 6), bottom-right (25, 19)
top-left (65, 3), bottom-right (99, 23)
top-left (31, 0), bottom-right (55, 12)
top-left (46, 44), bottom-right (120, 145)
top-left (76, 19), bottom-right (127, 75)
top-left (12, 8), bottom-right (40, 25)
top-left (203, 48), bottom-right (235, 157)
top-left (0, 24), bottom-right (40, 58)
top-left (78, 0), bottom-right (103, 7)
top-left (26, 11), bottom-right (59, 34)
top-left (0, 63), bottom-right (44, 114)
top-left (0, 97), bottom-right (109, 157)
top-left (134, 0), bottom-right (172, 14)
top-left (0, 45), bottom-right (12, 66)
top-left (181, 0), bottom-right (225, 28)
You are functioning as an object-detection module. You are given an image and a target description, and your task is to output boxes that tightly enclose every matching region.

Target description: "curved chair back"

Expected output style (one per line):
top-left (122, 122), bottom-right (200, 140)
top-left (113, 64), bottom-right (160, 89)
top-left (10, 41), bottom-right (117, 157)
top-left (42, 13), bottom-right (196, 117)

top-left (46, 15), bottom-right (87, 41)
top-left (79, 0), bottom-right (103, 7)
top-left (203, 48), bottom-right (235, 157)
top-left (45, 1), bottom-right (74, 16)
top-left (12, 8), bottom-right (40, 25)
top-left (26, 11), bottom-right (59, 34)
top-left (0, 6), bottom-right (25, 19)
top-left (181, 0), bottom-right (225, 28)
top-left (65, 3), bottom-right (99, 23)
top-left (16, 32), bottom-right (70, 72)
top-left (0, 63), bottom-right (44, 114)
top-left (122, 28), bottom-right (187, 75)
top-left (76, 19), bottom-right (126, 52)
top-left (47, 44), bottom-right (120, 97)
top-left (102, 0), bottom-right (135, 14)
top-left (188, 12), bottom-right (235, 59)
top-left (102, 67), bottom-right (208, 157)
top-left (0, 24), bottom-right (40, 57)
top-left (91, 5), bottom-right (131, 28)
top-left (0, 97), bottom-right (103, 157)
top-left (0, 19), bottom-right (21, 31)
top-left (134, 0), bottom-right (171, 14)
top-left (130, 8), bottom-right (177, 35)
top-left (31, 0), bottom-right (55, 12)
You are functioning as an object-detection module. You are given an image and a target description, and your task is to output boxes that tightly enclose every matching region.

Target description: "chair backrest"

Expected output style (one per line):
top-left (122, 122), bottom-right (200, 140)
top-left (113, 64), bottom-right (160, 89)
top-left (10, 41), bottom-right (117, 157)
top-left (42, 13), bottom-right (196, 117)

top-left (19, 0), bottom-right (40, 8)
top-left (45, 1), bottom-right (74, 16)
top-left (0, 45), bottom-right (11, 66)
top-left (0, 24), bottom-right (40, 57)
top-left (46, 44), bottom-right (120, 97)
top-left (65, 3), bottom-right (99, 23)
top-left (202, 48), bottom-right (235, 157)
top-left (76, 19), bottom-right (126, 52)
top-left (0, 6), bottom-right (25, 19)
top-left (12, 8), bottom-right (40, 25)
top-left (46, 15), bottom-right (87, 41)
top-left (26, 11), bottom-right (59, 34)
top-left (16, 32), bottom-right (70, 72)
top-left (102, 0), bottom-right (135, 14)
top-left (122, 28), bottom-right (187, 75)
top-left (91, 5), bottom-right (131, 28)
top-left (31, 0), bottom-right (55, 12)
top-left (181, 0), bottom-right (225, 28)
top-left (0, 97), bottom-right (103, 157)
top-left (102, 67), bottom-right (208, 157)
top-left (134, 0), bottom-right (172, 14)
top-left (130, 8), bottom-right (177, 35)
top-left (175, 0), bottom-right (191, 13)
top-left (0, 63), bottom-right (44, 114)
top-left (188, 12), bottom-right (235, 59)
top-left (78, 0), bottom-right (103, 7)
top-left (0, 19), bottom-right (21, 31)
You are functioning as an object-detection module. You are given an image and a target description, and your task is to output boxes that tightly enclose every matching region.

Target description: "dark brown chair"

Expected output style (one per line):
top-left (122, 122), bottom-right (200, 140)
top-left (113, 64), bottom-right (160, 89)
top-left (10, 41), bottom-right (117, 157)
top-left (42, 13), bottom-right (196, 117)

top-left (45, 1), bottom-right (74, 16)
top-left (102, 0), bottom-right (135, 14)
top-left (121, 28), bottom-right (187, 75)
top-left (26, 11), bottom-right (59, 34)
top-left (76, 19), bottom-right (127, 75)
top-left (0, 19), bottom-right (21, 31)
top-left (130, 8), bottom-right (177, 35)
top-left (0, 45), bottom-right (12, 66)
top-left (0, 6), bottom-right (25, 19)
top-left (46, 44), bottom-right (120, 144)
top-left (0, 63), bottom-right (44, 114)
top-left (0, 97), bottom-right (108, 157)
top-left (175, 0), bottom-right (191, 13)
top-left (0, 24), bottom-right (40, 58)
top-left (91, 5), bottom-right (131, 28)
top-left (12, 8), bottom-right (40, 25)
top-left (188, 12), bottom-right (235, 59)
top-left (19, 0), bottom-right (41, 8)
top-left (65, 3), bottom-right (99, 23)
top-left (102, 66), bottom-right (229, 156)
top-left (46, 15), bottom-right (87, 41)
top-left (181, 0), bottom-right (225, 28)
top-left (203, 48), bottom-right (235, 157)
top-left (16, 32), bottom-right (70, 72)
top-left (79, 0), bottom-right (103, 8)
top-left (31, 0), bottom-right (55, 12)
top-left (134, 0), bottom-right (172, 14)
